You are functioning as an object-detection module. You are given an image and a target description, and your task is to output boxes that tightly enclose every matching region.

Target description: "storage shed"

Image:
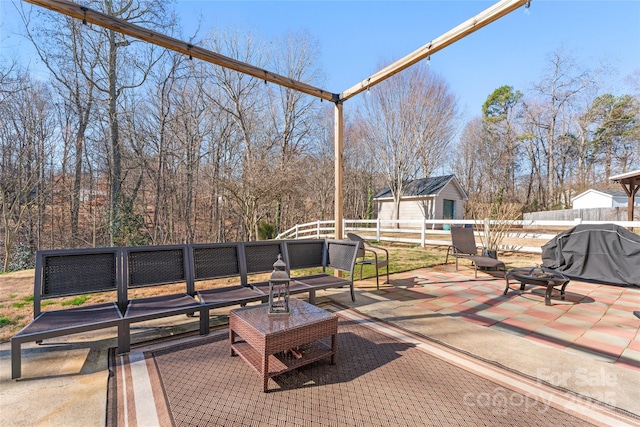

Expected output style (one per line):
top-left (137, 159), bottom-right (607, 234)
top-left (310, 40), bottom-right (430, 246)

top-left (571, 189), bottom-right (640, 209)
top-left (374, 175), bottom-right (468, 222)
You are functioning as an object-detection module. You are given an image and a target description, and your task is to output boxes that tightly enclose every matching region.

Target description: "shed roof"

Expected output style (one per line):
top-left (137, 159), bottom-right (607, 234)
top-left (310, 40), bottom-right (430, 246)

top-left (571, 189), bottom-right (630, 202)
top-left (374, 175), bottom-right (467, 200)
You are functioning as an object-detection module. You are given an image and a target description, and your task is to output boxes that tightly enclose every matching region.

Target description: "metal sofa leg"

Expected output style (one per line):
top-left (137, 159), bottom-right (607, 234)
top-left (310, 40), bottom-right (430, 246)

top-left (118, 322), bottom-right (130, 354)
top-left (350, 284), bottom-right (355, 302)
top-left (11, 338), bottom-right (21, 379)
top-left (200, 308), bottom-right (209, 335)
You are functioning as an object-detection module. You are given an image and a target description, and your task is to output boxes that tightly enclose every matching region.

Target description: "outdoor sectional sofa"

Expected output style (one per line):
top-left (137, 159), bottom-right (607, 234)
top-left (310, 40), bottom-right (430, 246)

top-left (11, 238), bottom-right (359, 379)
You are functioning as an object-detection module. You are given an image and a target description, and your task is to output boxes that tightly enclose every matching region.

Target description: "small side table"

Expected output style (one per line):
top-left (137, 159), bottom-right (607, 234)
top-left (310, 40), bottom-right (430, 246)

top-left (229, 298), bottom-right (338, 392)
top-left (504, 267), bottom-right (570, 306)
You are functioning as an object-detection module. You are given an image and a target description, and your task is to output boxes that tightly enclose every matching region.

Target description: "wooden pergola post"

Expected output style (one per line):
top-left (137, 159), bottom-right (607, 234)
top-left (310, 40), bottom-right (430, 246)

top-left (334, 102), bottom-right (344, 239)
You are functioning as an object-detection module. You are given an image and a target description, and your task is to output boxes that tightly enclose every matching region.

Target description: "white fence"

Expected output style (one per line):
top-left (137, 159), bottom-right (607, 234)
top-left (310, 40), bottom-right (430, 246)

top-left (275, 218), bottom-right (640, 254)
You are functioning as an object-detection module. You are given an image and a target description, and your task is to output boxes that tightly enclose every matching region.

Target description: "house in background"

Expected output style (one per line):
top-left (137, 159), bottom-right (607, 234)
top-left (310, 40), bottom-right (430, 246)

top-left (571, 189), bottom-right (640, 209)
top-left (374, 175), bottom-right (468, 223)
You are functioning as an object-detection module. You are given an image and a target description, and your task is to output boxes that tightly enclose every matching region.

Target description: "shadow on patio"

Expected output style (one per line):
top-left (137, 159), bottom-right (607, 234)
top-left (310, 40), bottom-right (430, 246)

top-left (359, 264), bottom-right (639, 368)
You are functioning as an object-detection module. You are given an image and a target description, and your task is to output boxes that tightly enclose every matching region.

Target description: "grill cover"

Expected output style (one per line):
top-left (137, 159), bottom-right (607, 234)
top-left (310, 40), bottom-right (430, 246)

top-left (541, 223), bottom-right (640, 286)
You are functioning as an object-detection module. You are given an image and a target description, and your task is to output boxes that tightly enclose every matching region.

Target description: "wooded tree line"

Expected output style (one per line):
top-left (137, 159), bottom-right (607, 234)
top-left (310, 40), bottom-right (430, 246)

top-left (1, 2), bottom-right (639, 271)
top-left (454, 49), bottom-right (640, 214)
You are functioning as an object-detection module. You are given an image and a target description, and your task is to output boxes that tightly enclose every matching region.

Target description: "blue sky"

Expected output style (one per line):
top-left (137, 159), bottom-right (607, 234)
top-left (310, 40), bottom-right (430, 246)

top-left (2, 1), bottom-right (639, 118)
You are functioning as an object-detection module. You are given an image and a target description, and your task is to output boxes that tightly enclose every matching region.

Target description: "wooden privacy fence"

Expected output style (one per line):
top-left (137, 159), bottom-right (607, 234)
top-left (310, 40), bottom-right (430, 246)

top-left (275, 218), bottom-right (640, 254)
top-left (524, 207), bottom-right (640, 222)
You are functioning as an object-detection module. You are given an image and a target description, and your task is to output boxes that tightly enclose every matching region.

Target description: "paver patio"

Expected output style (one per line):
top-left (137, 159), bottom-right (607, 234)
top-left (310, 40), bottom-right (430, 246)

top-left (1, 263), bottom-right (639, 426)
top-left (379, 265), bottom-right (640, 370)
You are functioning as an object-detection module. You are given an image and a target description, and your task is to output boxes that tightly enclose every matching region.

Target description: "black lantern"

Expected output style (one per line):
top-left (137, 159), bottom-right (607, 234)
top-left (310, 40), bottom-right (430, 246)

top-left (268, 254), bottom-right (290, 316)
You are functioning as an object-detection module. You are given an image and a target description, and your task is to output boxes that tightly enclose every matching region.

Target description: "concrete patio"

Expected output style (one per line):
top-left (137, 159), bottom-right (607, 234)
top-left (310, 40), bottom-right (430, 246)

top-left (1, 264), bottom-right (639, 426)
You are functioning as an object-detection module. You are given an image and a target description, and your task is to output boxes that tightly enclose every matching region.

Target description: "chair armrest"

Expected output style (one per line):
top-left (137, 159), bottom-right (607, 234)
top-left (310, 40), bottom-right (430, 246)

top-left (363, 248), bottom-right (379, 264)
top-left (363, 241), bottom-right (389, 258)
top-left (451, 245), bottom-right (474, 256)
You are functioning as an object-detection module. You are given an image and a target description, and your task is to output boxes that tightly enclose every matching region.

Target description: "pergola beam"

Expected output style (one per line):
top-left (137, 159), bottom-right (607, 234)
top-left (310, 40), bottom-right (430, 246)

top-left (23, 0), bottom-right (339, 102)
top-left (340, 0), bottom-right (530, 102)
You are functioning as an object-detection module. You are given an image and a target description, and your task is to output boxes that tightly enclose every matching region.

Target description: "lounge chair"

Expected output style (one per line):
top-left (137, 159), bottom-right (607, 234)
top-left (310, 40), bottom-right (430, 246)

top-left (445, 226), bottom-right (506, 278)
top-left (347, 233), bottom-right (389, 289)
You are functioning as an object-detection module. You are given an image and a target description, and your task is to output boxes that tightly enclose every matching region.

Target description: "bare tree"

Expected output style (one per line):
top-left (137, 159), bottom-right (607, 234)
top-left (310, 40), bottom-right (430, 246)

top-left (268, 31), bottom-right (323, 235)
top-left (202, 28), bottom-right (277, 241)
top-left (131, 52), bottom-right (183, 244)
top-left (358, 61), bottom-right (458, 221)
top-left (452, 117), bottom-right (485, 214)
top-left (416, 73), bottom-right (459, 178)
top-left (305, 107), bottom-right (336, 222)
top-left (18, 5), bottom-right (99, 244)
top-left (0, 60), bottom-right (19, 102)
top-left (17, 1), bottom-right (176, 245)
top-left (343, 115), bottom-right (384, 220)
top-left (199, 77), bottom-right (236, 243)
top-left (0, 71), bottom-right (54, 271)
top-left (528, 47), bottom-right (594, 208)
top-left (574, 91), bottom-right (603, 192)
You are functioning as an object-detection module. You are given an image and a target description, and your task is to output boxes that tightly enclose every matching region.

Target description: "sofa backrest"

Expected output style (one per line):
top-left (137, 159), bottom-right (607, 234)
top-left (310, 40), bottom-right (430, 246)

top-left (283, 239), bottom-right (326, 272)
top-left (34, 247), bottom-right (121, 317)
top-left (326, 239), bottom-right (359, 275)
top-left (189, 242), bottom-right (243, 283)
top-left (240, 241), bottom-right (287, 286)
top-left (120, 245), bottom-right (190, 310)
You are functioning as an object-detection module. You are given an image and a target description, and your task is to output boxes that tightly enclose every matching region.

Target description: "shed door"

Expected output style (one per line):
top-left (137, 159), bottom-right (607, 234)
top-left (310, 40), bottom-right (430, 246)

top-left (443, 199), bottom-right (455, 219)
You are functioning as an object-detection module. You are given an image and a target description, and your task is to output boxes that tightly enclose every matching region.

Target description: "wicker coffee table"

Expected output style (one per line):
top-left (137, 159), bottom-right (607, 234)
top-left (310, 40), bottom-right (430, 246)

top-left (504, 267), bottom-right (570, 306)
top-left (229, 298), bottom-right (338, 392)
